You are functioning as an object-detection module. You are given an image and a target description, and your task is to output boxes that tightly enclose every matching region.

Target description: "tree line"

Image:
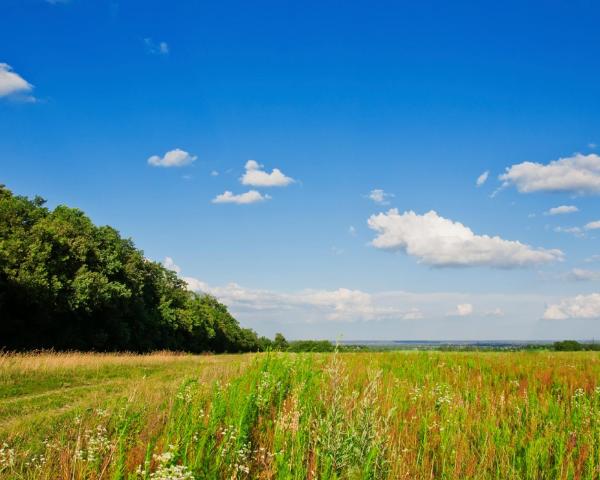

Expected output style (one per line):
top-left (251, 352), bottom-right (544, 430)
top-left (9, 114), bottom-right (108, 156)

top-left (0, 185), bottom-right (285, 353)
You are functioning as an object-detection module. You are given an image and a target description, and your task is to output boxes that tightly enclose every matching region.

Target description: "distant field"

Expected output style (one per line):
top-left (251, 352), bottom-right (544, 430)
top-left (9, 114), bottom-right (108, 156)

top-left (1, 351), bottom-right (599, 479)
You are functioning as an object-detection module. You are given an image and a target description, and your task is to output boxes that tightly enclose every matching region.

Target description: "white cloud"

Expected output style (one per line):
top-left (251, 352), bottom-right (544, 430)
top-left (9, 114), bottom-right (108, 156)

top-left (543, 293), bottom-right (600, 320)
top-left (556, 220), bottom-right (600, 237)
top-left (476, 171), bottom-right (489, 187)
top-left (545, 205), bottom-right (579, 216)
top-left (566, 268), bottom-right (600, 282)
top-left (589, 143), bottom-right (597, 149)
top-left (148, 148), bottom-right (197, 167)
top-left (367, 189), bottom-right (394, 205)
top-left (453, 303), bottom-right (474, 316)
top-left (163, 257), bottom-right (181, 274)
top-left (188, 279), bottom-right (551, 325)
top-left (212, 190), bottom-right (270, 204)
top-left (348, 225), bottom-right (357, 236)
top-left (500, 153), bottom-right (600, 195)
top-left (210, 170), bottom-right (219, 177)
top-left (553, 226), bottom-right (584, 237)
top-left (585, 220), bottom-right (600, 230)
top-left (184, 278), bottom-right (425, 323)
top-left (0, 63), bottom-right (34, 99)
top-left (585, 255), bottom-right (600, 263)
top-left (240, 160), bottom-right (294, 187)
top-left (368, 209), bottom-right (563, 268)
top-left (160, 258), bottom-right (549, 330)
top-left (144, 38), bottom-right (169, 55)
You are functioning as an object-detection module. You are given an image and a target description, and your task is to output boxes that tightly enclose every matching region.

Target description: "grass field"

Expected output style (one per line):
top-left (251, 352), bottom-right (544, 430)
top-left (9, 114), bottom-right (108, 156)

top-left (1, 351), bottom-right (600, 479)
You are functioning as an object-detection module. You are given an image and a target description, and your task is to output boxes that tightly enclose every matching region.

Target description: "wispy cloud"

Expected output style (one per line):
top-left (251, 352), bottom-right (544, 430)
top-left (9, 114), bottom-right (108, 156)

top-left (144, 38), bottom-right (169, 55)
top-left (476, 170), bottom-right (489, 187)
top-left (565, 268), bottom-right (600, 282)
top-left (185, 279), bottom-right (425, 323)
top-left (165, 258), bottom-right (548, 325)
top-left (553, 226), bottom-right (584, 238)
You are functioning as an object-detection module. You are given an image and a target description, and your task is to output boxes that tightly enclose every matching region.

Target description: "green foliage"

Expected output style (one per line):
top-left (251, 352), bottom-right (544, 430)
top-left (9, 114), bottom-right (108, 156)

top-left (0, 185), bottom-right (266, 353)
top-left (287, 340), bottom-right (335, 352)
top-left (273, 332), bottom-right (288, 351)
top-left (554, 340), bottom-right (584, 351)
top-left (553, 340), bottom-right (600, 351)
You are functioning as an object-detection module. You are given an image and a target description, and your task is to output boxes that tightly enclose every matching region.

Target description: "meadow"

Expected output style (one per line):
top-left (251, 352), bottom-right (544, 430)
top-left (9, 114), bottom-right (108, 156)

top-left (1, 350), bottom-right (600, 479)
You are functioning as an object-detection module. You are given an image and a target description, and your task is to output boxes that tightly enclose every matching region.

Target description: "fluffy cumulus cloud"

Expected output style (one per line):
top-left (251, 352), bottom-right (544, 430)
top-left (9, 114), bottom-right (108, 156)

top-left (545, 205), bottom-right (579, 216)
top-left (0, 63), bottom-right (33, 99)
top-left (451, 303), bottom-right (474, 317)
top-left (585, 220), bottom-right (600, 230)
top-left (543, 293), bottom-right (600, 320)
top-left (500, 153), bottom-right (600, 194)
top-left (476, 171), bottom-right (489, 187)
top-left (368, 209), bottom-right (563, 268)
top-left (212, 190), bottom-right (270, 204)
top-left (148, 148), bottom-right (197, 167)
top-left (163, 256), bottom-right (181, 274)
top-left (367, 189), bottom-right (394, 205)
top-left (240, 160), bottom-right (294, 187)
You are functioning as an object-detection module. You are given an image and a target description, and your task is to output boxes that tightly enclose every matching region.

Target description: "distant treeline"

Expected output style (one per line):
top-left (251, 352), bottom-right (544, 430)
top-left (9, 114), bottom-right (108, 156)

top-left (0, 185), bottom-right (283, 353)
top-left (552, 340), bottom-right (600, 351)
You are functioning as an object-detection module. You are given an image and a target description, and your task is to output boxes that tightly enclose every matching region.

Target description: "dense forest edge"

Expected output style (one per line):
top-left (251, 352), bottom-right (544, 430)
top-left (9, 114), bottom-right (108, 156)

top-left (0, 185), bottom-right (285, 353)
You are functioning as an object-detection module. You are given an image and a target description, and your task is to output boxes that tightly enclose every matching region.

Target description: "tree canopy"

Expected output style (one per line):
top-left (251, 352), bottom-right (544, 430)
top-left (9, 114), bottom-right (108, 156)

top-left (0, 185), bottom-right (272, 353)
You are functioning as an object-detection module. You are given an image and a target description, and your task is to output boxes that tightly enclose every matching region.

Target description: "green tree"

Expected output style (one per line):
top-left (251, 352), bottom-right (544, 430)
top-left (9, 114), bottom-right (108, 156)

top-left (0, 185), bottom-right (270, 353)
top-left (273, 332), bottom-right (289, 351)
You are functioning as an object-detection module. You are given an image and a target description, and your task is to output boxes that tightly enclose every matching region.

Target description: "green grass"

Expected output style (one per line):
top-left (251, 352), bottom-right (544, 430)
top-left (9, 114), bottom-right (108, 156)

top-left (1, 351), bottom-right (600, 479)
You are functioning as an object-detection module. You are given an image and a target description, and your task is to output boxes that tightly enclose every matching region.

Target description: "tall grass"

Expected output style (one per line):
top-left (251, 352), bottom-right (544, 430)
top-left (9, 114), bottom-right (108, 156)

top-left (1, 351), bottom-right (600, 479)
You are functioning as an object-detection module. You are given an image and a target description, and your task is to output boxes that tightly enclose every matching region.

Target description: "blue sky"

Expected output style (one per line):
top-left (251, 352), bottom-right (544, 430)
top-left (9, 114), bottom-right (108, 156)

top-left (2, 0), bottom-right (600, 340)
